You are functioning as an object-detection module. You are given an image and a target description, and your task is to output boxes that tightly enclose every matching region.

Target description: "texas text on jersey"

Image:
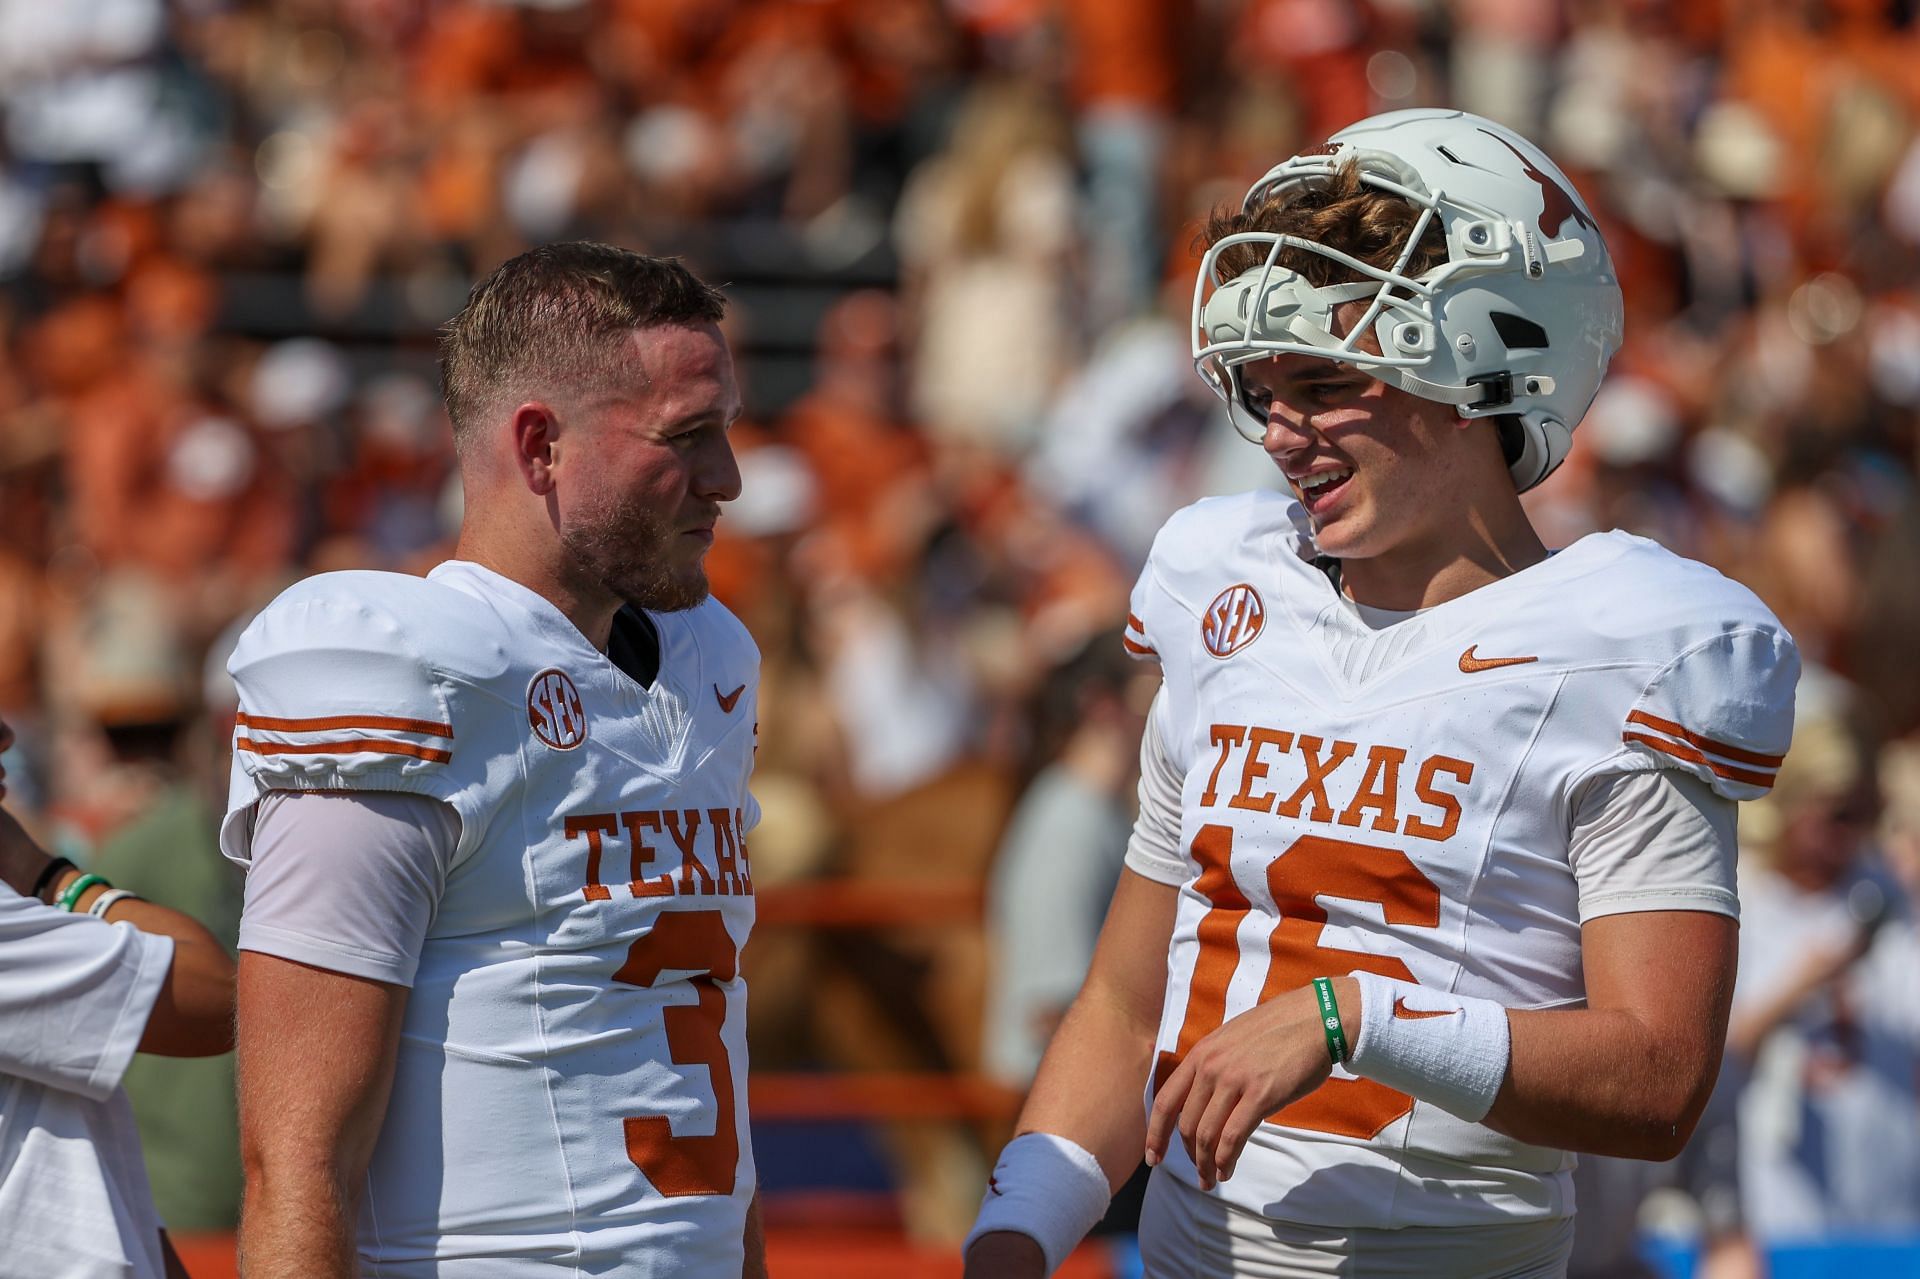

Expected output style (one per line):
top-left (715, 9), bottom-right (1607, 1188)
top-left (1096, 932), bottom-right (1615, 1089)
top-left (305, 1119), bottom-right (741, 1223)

top-left (221, 560), bottom-right (760, 1273)
top-left (1123, 490), bottom-right (1797, 1228)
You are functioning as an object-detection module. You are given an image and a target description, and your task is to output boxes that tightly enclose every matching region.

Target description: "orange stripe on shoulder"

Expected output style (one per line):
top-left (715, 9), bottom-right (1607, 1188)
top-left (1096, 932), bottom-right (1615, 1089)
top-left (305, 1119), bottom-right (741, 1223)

top-left (237, 711), bottom-right (454, 739)
top-left (1126, 613), bottom-right (1147, 633)
top-left (1622, 731), bottom-right (1774, 789)
top-left (1625, 710), bottom-right (1782, 768)
top-left (236, 737), bottom-right (453, 764)
top-left (1121, 636), bottom-right (1157, 656)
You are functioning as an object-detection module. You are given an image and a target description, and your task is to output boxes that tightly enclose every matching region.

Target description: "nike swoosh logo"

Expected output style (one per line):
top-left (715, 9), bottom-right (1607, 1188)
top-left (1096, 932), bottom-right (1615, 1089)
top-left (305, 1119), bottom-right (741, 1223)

top-left (1393, 997), bottom-right (1460, 1021)
top-left (1459, 645), bottom-right (1538, 674)
top-left (714, 683), bottom-right (746, 713)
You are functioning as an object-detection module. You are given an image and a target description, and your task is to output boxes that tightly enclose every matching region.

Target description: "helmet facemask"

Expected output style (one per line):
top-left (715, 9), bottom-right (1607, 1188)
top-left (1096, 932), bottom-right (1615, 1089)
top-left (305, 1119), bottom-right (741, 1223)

top-left (1191, 114), bottom-right (1621, 491)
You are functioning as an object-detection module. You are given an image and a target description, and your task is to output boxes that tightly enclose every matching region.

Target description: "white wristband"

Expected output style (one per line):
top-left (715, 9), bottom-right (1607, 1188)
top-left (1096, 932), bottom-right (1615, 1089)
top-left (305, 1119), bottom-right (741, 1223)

top-left (1344, 971), bottom-right (1511, 1123)
top-left (964, 1132), bottom-right (1110, 1276)
top-left (86, 889), bottom-right (140, 918)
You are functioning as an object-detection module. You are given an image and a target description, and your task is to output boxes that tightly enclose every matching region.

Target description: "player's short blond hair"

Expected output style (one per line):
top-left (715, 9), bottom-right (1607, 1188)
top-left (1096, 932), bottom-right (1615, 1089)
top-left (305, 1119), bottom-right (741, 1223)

top-left (438, 242), bottom-right (727, 451)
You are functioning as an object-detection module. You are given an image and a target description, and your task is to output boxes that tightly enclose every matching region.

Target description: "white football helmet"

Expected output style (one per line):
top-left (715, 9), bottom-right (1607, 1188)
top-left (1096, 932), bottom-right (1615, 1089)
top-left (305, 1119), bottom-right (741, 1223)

top-left (1191, 108), bottom-right (1624, 491)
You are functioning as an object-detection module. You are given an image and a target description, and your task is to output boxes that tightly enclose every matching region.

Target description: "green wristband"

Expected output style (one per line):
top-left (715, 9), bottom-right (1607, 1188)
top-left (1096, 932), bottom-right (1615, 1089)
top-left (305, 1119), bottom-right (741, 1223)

top-left (56, 873), bottom-right (109, 913)
top-left (1312, 976), bottom-right (1349, 1064)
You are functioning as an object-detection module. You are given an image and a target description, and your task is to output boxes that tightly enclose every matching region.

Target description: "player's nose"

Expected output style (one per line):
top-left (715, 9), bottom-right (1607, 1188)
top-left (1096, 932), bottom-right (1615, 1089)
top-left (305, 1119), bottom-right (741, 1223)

top-left (1262, 404), bottom-right (1317, 462)
top-left (693, 433), bottom-right (743, 503)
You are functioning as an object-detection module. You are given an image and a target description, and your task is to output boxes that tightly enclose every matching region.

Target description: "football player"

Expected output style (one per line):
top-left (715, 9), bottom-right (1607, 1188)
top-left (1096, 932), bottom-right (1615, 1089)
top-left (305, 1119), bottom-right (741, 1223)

top-left (224, 244), bottom-right (764, 1276)
top-left (965, 110), bottom-right (1799, 1277)
top-left (1, 717), bottom-right (236, 1279)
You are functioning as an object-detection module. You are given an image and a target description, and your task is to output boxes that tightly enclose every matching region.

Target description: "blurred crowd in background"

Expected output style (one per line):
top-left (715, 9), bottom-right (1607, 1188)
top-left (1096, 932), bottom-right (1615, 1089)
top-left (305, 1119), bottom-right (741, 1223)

top-left (3, 0), bottom-right (1920, 1271)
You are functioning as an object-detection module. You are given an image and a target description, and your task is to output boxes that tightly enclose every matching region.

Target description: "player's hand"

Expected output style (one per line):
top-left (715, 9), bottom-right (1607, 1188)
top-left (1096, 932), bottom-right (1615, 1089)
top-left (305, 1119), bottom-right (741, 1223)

top-left (962, 1231), bottom-right (1045, 1279)
top-left (1144, 979), bottom-right (1354, 1189)
top-left (0, 719), bottom-right (56, 898)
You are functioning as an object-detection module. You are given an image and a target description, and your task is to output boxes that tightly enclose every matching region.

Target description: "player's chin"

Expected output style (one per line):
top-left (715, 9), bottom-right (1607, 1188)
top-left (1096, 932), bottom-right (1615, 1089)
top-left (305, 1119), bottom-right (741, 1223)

top-left (630, 565), bottom-right (711, 614)
top-left (1303, 493), bottom-right (1383, 558)
top-left (1307, 511), bottom-right (1368, 558)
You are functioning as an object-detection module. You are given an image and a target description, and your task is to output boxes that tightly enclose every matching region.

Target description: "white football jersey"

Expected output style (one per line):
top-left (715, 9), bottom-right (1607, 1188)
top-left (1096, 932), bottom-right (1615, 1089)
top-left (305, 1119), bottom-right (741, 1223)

top-left (1122, 491), bottom-right (1797, 1229)
top-left (220, 560), bottom-right (761, 1276)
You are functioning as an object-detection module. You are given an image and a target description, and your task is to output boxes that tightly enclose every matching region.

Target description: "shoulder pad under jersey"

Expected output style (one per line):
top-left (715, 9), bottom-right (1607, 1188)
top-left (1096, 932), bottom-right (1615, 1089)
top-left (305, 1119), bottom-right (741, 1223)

top-left (227, 571), bottom-right (509, 797)
top-left (1125, 490), bottom-right (1311, 661)
top-left (1600, 539), bottom-right (1800, 802)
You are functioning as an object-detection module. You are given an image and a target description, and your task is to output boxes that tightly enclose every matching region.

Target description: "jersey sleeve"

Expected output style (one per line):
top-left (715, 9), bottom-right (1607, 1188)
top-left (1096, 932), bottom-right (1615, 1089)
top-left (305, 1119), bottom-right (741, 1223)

top-left (225, 588), bottom-right (461, 794)
top-left (221, 583), bottom-right (475, 871)
top-left (0, 887), bottom-right (173, 1100)
top-left (1568, 769), bottom-right (1739, 921)
top-left (1124, 688), bottom-right (1187, 886)
top-left (1123, 601), bottom-right (1158, 662)
top-left (237, 791), bottom-right (460, 985)
top-left (1617, 626), bottom-right (1799, 802)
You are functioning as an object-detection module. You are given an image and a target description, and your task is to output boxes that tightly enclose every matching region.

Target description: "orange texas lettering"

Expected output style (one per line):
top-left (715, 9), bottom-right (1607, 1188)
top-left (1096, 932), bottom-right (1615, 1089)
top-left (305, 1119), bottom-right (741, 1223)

top-left (1201, 723), bottom-right (1476, 843)
top-left (567, 806), bottom-right (754, 901)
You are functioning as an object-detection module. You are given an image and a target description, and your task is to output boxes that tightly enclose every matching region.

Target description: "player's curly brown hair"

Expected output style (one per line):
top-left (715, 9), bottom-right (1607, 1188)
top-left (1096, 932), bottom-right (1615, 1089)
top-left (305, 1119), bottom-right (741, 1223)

top-left (438, 242), bottom-right (727, 452)
top-left (1200, 159), bottom-right (1529, 463)
top-left (1199, 160), bottom-right (1449, 286)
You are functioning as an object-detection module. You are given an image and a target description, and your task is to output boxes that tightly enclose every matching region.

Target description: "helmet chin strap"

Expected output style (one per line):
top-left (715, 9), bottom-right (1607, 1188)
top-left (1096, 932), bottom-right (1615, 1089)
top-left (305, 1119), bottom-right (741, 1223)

top-left (1376, 366), bottom-right (1554, 411)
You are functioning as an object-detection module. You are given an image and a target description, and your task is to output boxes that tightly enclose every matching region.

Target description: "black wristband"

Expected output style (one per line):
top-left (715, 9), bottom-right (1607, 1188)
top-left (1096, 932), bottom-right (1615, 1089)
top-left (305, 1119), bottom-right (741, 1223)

top-left (30, 856), bottom-right (75, 903)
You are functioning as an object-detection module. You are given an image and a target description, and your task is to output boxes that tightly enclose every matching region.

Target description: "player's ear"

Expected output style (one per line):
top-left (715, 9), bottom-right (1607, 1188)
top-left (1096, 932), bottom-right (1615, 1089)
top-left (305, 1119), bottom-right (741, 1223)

top-left (509, 402), bottom-right (560, 496)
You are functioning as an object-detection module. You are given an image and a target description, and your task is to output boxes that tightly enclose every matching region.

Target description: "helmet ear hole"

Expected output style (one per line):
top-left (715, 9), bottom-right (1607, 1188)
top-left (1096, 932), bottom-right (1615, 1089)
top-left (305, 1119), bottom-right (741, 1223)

top-left (1489, 311), bottom-right (1550, 351)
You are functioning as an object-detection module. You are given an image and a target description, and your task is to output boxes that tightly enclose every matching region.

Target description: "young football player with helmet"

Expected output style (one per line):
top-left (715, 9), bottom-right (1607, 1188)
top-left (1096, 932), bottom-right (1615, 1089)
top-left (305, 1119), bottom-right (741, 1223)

top-left (225, 244), bottom-right (764, 1276)
top-left (965, 108), bottom-right (1799, 1278)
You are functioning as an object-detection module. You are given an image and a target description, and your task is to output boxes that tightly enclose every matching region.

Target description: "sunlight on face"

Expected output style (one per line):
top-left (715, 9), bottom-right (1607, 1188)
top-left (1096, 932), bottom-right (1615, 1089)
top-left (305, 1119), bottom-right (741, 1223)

top-left (560, 324), bottom-right (742, 612)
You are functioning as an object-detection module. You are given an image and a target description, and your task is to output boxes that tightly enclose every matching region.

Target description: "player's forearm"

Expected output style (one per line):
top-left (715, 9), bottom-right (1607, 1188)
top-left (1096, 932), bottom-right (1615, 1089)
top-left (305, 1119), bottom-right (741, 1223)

top-left (117, 895), bottom-right (236, 1056)
top-left (1013, 982), bottom-right (1157, 1191)
top-left (1482, 1005), bottom-right (1725, 1159)
top-left (966, 991), bottom-right (1147, 1279)
top-left (27, 861), bottom-right (238, 1056)
top-left (239, 1167), bottom-right (361, 1278)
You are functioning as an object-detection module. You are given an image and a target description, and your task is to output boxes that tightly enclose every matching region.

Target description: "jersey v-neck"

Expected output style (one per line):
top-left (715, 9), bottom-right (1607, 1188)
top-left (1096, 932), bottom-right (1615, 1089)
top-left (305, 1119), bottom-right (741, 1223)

top-left (1279, 533), bottom-right (1633, 695)
top-left (607, 607), bottom-right (662, 689)
top-left (429, 561), bottom-right (674, 700)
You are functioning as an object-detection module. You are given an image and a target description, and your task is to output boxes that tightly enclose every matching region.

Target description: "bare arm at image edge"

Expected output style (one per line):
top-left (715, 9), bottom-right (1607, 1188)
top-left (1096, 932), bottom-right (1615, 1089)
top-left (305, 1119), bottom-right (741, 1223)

top-left (970, 699), bottom-right (1182, 1277)
top-left (0, 804), bottom-right (235, 1081)
top-left (235, 791), bottom-right (456, 1279)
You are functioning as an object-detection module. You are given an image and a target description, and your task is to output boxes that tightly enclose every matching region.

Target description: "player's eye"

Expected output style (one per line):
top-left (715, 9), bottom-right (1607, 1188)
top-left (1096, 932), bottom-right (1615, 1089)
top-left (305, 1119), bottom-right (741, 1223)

top-left (1306, 380), bottom-right (1358, 404)
top-left (1242, 385), bottom-right (1274, 415)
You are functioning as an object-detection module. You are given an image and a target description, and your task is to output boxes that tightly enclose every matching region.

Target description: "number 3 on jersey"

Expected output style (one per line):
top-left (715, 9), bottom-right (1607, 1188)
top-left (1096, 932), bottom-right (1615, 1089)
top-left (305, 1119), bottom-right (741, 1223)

top-left (614, 910), bottom-right (740, 1196)
top-left (1155, 826), bottom-right (1442, 1139)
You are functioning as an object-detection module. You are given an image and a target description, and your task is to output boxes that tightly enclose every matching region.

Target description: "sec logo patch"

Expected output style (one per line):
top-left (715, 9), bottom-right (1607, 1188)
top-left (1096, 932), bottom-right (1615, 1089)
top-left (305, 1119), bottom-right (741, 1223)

top-left (1202, 583), bottom-right (1265, 658)
top-left (527, 668), bottom-right (587, 750)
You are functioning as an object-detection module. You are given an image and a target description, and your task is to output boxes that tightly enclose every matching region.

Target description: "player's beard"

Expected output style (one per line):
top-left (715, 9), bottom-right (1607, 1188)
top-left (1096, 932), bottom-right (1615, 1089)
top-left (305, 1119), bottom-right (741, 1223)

top-left (561, 487), bottom-right (711, 614)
